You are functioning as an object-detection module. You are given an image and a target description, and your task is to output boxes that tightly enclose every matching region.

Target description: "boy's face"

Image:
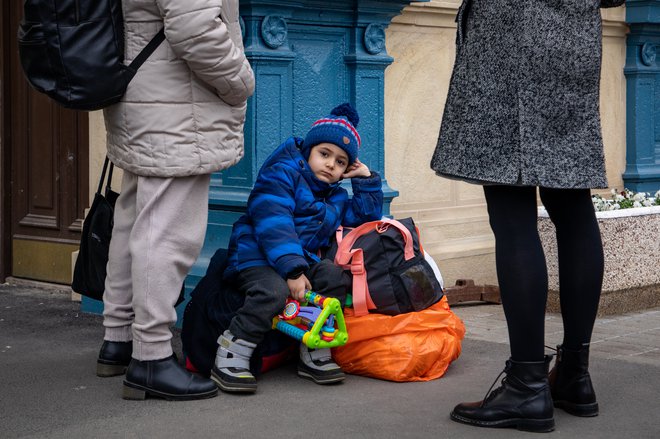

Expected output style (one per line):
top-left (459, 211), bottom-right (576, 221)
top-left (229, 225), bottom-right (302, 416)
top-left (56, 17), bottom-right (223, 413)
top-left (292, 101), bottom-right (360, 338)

top-left (307, 143), bottom-right (350, 184)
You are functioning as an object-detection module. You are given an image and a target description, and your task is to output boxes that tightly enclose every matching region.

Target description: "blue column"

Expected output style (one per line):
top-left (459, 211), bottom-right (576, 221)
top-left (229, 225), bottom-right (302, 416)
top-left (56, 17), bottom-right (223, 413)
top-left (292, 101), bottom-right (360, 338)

top-left (197, 1), bottom-right (425, 274)
top-left (623, 0), bottom-right (660, 192)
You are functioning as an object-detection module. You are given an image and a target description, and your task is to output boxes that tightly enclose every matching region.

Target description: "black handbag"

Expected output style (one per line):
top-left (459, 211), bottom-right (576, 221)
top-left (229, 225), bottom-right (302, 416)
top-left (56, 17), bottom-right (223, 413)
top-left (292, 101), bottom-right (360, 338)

top-left (600, 0), bottom-right (625, 8)
top-left (72, 157), bottom-right (119, 300)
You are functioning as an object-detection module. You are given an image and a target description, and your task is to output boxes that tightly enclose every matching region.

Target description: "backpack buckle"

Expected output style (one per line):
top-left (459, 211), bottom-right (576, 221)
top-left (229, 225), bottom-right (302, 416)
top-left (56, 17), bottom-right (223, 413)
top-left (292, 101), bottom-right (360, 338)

top-left (350, 264), bottom-right (364, 275)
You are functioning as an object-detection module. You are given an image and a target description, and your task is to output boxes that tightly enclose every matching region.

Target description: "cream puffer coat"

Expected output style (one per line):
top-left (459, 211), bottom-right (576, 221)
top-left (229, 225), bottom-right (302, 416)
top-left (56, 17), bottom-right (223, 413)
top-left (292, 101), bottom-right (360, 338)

top-left (104, 0), bottom-right (254, 177)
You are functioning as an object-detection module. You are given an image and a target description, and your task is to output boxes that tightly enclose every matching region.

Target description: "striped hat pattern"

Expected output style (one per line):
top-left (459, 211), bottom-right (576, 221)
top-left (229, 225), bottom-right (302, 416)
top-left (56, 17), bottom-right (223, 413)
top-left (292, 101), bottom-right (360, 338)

top-left (302, 103), bottom-right (361, 165)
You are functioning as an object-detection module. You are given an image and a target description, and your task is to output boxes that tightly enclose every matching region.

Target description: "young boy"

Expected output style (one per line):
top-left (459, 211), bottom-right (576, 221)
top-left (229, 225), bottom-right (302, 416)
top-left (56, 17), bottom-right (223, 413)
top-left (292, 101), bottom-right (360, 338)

top-left (212, 103), bottom-right (383, 393)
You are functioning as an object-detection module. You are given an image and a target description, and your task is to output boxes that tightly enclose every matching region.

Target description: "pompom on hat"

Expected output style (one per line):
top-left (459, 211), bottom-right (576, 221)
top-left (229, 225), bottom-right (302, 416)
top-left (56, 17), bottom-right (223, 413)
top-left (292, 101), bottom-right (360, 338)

top-left (302, 103), bottom-right (361, 164)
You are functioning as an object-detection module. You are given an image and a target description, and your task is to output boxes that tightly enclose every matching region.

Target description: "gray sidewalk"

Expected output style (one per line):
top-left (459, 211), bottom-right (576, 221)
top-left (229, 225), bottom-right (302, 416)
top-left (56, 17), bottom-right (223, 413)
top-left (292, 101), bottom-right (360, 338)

top-left (456, 304), bottom-right (660, 366)
top-left (1, 282), bottom-right (658, 439)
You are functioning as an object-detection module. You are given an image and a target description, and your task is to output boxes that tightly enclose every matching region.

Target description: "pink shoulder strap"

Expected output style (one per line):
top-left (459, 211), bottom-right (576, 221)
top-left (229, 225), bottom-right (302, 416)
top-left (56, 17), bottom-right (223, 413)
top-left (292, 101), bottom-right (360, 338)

top-left (334, 219), bottom-right (415, 316)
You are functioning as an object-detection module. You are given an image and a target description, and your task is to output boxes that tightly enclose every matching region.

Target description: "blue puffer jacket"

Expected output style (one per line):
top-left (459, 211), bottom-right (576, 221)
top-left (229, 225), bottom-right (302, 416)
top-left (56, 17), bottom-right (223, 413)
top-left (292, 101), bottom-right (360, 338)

top-left (224, 137), bottom-right (383, 279)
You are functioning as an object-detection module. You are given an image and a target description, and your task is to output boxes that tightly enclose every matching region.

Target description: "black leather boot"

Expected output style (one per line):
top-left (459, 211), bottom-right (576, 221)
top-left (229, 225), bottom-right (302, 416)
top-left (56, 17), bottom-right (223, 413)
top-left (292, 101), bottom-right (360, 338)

top-left (450, 357), bottom-right (555, 433)
top-left (549, 344), bottom-right (598, 417)
top-left (123, 355), bottom-right (218, 401)
top-left (97, 341), bottom-right (132, 377)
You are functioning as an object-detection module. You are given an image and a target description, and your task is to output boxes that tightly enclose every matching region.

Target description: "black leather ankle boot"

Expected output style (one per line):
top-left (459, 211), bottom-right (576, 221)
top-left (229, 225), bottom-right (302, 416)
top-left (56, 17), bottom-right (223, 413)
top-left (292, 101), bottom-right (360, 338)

top-left (122, 355), bottom-right (218, 401)
top-left (450, 357), bottom-right (555, 433)
top-left (549, 344), bottom-right (598, 417)
top-left (97, 341), bottom-right (132, 377)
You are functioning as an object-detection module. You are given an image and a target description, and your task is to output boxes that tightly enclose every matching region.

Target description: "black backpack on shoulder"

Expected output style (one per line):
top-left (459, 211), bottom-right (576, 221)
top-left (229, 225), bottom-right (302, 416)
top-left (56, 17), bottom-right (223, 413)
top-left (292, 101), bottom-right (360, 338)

top-left (17, 0), bottom-right (164, 111)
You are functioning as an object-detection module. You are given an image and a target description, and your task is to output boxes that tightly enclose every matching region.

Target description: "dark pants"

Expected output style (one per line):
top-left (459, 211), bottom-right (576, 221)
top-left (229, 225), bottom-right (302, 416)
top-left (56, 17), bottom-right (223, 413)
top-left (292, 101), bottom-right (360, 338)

top-left (228, 260), bottom-right (351, 344)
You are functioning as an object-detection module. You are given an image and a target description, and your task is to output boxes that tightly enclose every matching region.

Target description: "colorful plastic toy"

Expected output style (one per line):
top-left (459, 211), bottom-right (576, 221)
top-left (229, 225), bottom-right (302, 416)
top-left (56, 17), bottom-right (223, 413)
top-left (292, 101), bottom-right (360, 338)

top-left (272, 291), bottom-right (348, 349)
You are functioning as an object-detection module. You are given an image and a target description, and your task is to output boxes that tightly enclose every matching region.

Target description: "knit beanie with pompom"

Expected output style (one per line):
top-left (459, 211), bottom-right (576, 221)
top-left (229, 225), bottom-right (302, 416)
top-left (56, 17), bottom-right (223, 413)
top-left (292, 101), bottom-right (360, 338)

top-left (302, 103), bottom-right (361, 165)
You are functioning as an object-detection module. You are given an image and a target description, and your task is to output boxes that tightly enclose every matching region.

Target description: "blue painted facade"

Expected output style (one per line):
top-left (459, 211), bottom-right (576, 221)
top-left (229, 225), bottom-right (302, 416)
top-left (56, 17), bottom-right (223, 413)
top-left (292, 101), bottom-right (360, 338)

top-left (624, 0), bottom-right (660, 192)
top-left (83, 0), bottom-right (423, 317)
top-left (192, 1), bottom-right (424, 294)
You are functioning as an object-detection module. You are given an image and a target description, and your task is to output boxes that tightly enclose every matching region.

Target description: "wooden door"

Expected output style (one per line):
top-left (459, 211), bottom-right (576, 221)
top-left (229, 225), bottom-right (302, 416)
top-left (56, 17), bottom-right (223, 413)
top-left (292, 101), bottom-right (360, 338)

top-left (2, 1), bottom-right (89, 284)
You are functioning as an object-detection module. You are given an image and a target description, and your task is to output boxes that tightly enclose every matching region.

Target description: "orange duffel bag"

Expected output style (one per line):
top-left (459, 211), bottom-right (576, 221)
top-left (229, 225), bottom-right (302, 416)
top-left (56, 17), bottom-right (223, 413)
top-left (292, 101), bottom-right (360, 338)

top-left (331, 296), bottom-right (465, 382)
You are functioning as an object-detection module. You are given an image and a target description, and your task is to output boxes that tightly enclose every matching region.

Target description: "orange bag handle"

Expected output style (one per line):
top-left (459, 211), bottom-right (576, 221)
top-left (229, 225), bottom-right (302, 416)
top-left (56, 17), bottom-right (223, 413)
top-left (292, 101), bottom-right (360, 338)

top-left (334, 219), bottom-right (415, 316)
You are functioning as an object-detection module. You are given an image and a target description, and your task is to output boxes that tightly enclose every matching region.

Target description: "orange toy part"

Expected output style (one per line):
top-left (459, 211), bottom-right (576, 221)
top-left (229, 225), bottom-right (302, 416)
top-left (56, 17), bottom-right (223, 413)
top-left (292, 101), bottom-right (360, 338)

top-left (331, 296), bottom-right (465, 382)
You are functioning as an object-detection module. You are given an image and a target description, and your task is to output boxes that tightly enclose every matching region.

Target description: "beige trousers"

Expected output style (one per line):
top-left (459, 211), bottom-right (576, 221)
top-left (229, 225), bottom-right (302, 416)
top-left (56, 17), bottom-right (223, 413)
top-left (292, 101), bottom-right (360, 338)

top-left (102, 171), bottom-right (211, 361)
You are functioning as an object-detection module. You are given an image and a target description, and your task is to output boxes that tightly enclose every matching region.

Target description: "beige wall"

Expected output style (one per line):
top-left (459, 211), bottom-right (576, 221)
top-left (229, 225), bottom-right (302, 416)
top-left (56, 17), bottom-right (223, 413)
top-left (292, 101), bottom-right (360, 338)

top-left (384, 1), bottom-right (628, 287)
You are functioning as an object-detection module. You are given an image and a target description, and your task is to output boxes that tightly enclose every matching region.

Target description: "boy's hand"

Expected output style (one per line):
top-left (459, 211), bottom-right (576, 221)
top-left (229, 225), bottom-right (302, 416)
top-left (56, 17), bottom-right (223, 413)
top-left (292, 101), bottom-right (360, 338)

top-left (287, 274), bottom-right (311, 301)
top-left (342, 159), bottom-right (371, 179)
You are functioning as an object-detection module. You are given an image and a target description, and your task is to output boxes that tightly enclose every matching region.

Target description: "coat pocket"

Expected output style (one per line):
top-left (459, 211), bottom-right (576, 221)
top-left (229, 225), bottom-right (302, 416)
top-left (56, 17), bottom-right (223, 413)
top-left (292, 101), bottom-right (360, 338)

top-left (17, 21), bottom-right (57, 93)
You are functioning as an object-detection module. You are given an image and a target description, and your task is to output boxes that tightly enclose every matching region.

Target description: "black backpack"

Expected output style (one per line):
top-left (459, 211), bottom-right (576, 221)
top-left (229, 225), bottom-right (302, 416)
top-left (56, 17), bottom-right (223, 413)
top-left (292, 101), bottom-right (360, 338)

top-left (326, 217), bottom-right (444, 316)
top-left (17, 0), bottom-right (164, 111)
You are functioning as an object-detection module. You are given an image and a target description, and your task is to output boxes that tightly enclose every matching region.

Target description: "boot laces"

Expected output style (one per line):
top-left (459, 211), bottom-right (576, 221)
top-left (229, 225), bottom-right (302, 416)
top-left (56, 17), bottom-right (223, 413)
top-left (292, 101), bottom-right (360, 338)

top-left (480, 361), bottom-right (511, 407)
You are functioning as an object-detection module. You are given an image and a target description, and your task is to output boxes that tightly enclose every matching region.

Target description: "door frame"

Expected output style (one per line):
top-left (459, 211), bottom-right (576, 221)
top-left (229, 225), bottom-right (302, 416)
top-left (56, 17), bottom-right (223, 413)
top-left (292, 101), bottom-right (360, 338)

top-left (1, 0), bottom-right (11, 282)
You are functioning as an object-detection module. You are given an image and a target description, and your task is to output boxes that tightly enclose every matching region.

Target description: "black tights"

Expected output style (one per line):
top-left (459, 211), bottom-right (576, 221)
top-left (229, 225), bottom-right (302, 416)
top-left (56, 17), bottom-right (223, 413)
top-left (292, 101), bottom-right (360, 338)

top-left (483, 185), bottom-right (604, 361)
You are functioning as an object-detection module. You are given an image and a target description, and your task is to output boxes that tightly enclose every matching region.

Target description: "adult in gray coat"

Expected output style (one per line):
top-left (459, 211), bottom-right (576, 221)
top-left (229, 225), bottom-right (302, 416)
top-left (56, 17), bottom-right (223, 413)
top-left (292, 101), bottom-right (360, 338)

top-left (431, 0), bottom-right (625, 432)
top-left (96, 0), bottom-right (254, 401)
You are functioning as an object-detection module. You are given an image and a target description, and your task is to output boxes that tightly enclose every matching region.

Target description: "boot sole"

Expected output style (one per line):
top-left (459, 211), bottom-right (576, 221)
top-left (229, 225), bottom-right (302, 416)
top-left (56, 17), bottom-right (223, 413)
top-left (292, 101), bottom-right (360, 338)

top-left (450, 411), bottom-right (555, 433)
top-left (96, 362), bottom-right (128, 377)
top-left (122, 381), bottom-right (218, 401)
top-left (210, 370), bottom-right (257, 394)
top-left (297, 369), bottom-right (345, 385)
top-left (554, 400), bottom-right (599, 417)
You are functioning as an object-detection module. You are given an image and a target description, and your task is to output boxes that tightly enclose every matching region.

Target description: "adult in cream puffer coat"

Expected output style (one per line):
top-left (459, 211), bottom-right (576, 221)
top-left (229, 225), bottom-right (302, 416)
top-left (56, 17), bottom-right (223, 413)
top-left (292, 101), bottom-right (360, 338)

top-left (104, 0), bottom-right (253, 176)
top-left (99, 0), bottom-right (254, 401)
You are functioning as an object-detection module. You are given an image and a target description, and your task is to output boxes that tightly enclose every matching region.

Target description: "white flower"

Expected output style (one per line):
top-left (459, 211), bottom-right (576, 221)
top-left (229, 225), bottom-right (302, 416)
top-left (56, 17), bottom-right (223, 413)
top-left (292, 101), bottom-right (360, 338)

top-left (593, 188), bottom-right (660, 212)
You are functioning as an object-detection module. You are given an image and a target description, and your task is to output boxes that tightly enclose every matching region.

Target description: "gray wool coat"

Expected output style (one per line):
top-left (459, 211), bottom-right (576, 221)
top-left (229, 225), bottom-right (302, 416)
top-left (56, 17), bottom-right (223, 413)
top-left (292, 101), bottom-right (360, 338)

top-left (431, 0), bottom-right (608, 189)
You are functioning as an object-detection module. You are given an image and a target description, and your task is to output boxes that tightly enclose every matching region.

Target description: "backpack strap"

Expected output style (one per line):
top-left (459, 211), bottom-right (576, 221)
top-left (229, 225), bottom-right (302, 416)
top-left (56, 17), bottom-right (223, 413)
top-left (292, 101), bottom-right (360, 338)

top-left (127, 28), bottom-right (166, 74)
top-left (334, 219), bottom-right (415, 316)
top-left (97, 157), bottom-right (114, 195)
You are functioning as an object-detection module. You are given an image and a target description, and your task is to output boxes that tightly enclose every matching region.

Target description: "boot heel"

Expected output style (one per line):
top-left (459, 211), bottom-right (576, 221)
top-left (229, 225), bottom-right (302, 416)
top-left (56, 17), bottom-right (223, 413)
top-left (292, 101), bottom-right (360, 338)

top-left (96, 363), bottom-right (127, 377)
top-left (122, 384), bottom-right (146, 400)
top-left (517, 418), bottom-right (555, 433)
top-left (555, 400), bottom-right (599, 417)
